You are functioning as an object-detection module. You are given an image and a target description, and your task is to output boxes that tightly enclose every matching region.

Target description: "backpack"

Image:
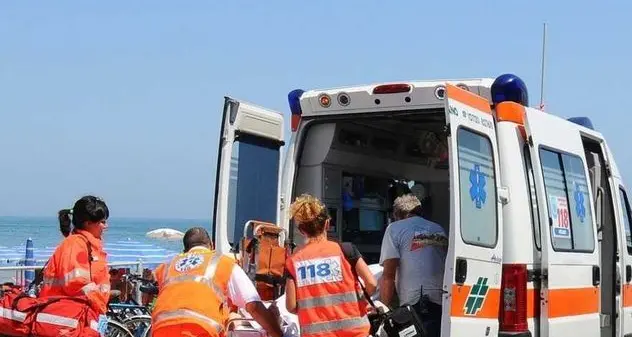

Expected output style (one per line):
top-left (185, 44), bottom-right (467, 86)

top-left (0, 233), bottom-right (104, 337)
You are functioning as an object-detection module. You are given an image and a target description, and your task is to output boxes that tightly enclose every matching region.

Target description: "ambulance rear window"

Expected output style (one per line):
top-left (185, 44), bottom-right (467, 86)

top-left (539, 149), bottom-right (595, 252)
top-left (457, 128), bottom-right (498, 248)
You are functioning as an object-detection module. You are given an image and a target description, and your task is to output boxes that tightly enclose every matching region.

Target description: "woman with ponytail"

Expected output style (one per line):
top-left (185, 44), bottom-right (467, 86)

top-left (39, 195), bottom-right (112, 315)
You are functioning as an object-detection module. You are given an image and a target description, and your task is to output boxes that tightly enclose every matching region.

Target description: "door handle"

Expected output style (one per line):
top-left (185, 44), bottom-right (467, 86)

top-left (626, 265), bottom-right (632, 283)
top-left (593, 265), bottom-right (601, 286)
top-left (455, 258), bottom-right (467, 285)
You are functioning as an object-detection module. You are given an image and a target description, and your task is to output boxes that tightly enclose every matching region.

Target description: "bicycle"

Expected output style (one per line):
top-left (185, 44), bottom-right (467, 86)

top-left (106, 274), bottom-right (158, 337)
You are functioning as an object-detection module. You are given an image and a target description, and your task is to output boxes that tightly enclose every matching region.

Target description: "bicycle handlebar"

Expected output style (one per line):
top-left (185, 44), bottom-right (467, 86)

top-left (122, 274), bottom-right (157, 285)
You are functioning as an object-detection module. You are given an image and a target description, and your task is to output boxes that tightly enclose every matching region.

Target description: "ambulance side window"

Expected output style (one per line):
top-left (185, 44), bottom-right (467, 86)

top-left (226, 134), bottom-right (281, 244)
top-left (457, 128), bottom-right (498, 248)
top-left (523, 146), bottom-right (541, 250)
top-left (539, 149), bottom-right (595, 252)
top-left (618, 188), bottom-right (632, 254)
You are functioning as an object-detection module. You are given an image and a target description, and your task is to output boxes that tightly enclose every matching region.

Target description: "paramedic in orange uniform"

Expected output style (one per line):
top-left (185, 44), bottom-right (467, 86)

top-left (285, 194), bottom-right (377, 337)
top-left (39, 195), bottom-right (111, 315)
top-left (151, 227), bottom-right (283, 337)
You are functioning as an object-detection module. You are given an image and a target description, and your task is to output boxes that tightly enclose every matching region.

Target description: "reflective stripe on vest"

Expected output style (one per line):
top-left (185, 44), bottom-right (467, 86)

top-left (301, 316), bottom-right (370, 335)
top-left (36, 312), bottom-right (79, 328)
top-left (298, 290), bottom-right (363, 309)
top-left (153, 308), bottom-right (224, 333)
top-left (43, 268), bottom-right (90, 286)
top-left (0, 308), bottom-right (27, 322)
top-left (162, 253), bottom-right (225, 302)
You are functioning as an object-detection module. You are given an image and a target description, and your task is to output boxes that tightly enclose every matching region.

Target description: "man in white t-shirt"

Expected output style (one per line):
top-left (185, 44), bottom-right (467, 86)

top-left (379, 194), bottom-right (448, 337)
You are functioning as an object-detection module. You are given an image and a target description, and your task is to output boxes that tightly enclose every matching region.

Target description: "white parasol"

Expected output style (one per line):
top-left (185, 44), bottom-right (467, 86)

top-left (145, 228), bottom-right (185, 241)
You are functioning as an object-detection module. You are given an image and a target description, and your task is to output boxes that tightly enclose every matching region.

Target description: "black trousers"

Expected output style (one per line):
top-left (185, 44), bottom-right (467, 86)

top-left (413, 298), bottom-right (442, 337)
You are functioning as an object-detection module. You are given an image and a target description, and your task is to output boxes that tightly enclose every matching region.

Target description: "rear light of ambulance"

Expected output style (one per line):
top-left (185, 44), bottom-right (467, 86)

top-left (372, 83), bottom-right (411, 94)
top-left (500, 264), bottom-right (528, 332)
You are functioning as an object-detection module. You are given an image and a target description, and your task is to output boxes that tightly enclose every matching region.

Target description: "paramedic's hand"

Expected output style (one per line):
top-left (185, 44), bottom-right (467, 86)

top-left (245, 301), bottom-right (283, 337)
top-left (269, 302), bottom-right (282, 325)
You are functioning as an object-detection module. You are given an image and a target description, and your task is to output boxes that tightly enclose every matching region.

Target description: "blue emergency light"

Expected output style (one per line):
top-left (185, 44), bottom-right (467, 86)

top-left (288, 89), bottom-right (305, 131)
top-left (288, 89), bottom-right (305, 116)
top-left (567, 117), bottom-right (595, 130)
top-left (491, 74), bottom-right (529, 107)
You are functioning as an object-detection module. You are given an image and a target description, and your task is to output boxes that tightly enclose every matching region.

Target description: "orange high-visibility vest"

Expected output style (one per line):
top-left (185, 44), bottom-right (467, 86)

top-left (152, 247), bottom-right (236, 337)
top-left (39, 230), bottom-right (110, 314)
top-left (286, 240), bottom-right (370, 337)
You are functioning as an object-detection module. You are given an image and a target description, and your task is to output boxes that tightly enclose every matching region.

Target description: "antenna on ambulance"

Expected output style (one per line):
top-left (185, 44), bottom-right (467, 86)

top-left (539, 22), bottom-right (547, 111)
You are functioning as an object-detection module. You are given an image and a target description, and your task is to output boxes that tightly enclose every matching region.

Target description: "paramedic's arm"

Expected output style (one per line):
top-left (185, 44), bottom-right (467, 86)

top-left (355, 257), bottom-right (377, 296)
top-left (344, 243), bottom-right (378, 296)
top-left (228, 266), bottom-right (283, 337)
top-left (284, 260), bottom-right (298, 314)
top-left (285, 277), bottom-right (298, 314)
top-left (60, 240), bottom-right (103, 311)
top-left (59, 241), bottom-right (94, 295)
top-left (379, 227), bottom-right (400, 307)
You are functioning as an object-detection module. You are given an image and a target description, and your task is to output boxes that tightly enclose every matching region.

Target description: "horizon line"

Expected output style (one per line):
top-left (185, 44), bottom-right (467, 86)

top-left (0, 215), bottom-right (212, 222)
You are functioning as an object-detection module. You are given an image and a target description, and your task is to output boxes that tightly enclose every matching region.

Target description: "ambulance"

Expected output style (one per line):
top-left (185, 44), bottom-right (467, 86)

top-left (210, 73), bottom-right (632, 337)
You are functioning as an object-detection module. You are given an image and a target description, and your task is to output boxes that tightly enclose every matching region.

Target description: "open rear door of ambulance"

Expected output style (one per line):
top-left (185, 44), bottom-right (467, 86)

top-left (211, 97), bottom-right (285, 255)
top-left (523, 107), bottom-right (600, 337)
top-left (442, 84), bottom-right (503, 336)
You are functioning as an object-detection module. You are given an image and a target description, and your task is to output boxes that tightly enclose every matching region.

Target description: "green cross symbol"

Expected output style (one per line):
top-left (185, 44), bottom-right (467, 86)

top-left (464, 277), bottom-right (489, 316)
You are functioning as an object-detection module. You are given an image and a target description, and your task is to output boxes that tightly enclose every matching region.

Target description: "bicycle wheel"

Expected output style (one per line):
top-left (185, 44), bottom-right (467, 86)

top-left (123, 314), bottom-right (152, 337)
top-left (106, 319), bottom-right (134, 337)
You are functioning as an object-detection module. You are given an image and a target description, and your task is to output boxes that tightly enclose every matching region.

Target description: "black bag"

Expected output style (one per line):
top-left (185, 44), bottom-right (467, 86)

top-left (382, 305), bottom-right (426, 337)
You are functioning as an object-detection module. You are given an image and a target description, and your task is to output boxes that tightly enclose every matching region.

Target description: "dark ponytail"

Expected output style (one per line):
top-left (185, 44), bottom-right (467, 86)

top-left (58, 196), bottom-right (110, 237)
top-left (58, 209), bottom-right (73, 237)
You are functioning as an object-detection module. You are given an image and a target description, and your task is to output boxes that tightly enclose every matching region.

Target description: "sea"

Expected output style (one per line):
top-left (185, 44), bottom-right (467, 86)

top-left (0, 216), bottom-right (211, 282)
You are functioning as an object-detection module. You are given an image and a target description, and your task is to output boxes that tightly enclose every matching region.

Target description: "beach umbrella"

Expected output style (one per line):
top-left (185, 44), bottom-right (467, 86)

top-left (24, 238), bottom-right (35, 288)
top-left (105, 239), bottom-right (178, 269)
top-left (145, 228), bottom-right (185, 241)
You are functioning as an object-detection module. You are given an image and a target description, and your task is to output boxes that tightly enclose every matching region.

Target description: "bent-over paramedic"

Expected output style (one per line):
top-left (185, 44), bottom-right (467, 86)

top-left (151, 227), bottom-right (283, 337)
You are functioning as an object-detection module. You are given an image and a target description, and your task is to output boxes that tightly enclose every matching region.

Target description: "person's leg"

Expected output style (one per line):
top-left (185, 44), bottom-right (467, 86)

top-left (421, 301), bottom-right (442, 337)
top-left (411, 297), bottom-right (442, 337)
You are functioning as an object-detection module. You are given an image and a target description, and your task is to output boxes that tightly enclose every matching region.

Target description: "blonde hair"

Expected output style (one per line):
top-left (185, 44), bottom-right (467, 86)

top-left (289, 194), bottom-right (329, 237)
top-left (392, 194), bottom-right (422, 220)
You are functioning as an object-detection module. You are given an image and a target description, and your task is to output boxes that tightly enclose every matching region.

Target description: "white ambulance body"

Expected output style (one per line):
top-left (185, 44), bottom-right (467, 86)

top-left (211, 74), bottom-right (632, 337)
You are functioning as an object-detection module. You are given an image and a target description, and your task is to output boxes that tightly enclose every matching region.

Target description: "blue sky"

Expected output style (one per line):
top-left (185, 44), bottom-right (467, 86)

top-left (1, 1), bottom-right (630, 218)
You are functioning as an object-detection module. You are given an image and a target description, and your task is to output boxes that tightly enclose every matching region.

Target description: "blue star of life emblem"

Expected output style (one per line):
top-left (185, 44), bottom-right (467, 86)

top-left (175, 254), bottom-right (204, 272)
top-left (574, 182), bottom-right (586, 222)
top-left (469, 164), bottom-right (487, 209)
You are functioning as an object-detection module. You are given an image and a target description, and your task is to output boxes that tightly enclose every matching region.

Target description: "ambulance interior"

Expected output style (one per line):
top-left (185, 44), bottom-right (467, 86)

top-left (291, 110), bottom-right (450, 264)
